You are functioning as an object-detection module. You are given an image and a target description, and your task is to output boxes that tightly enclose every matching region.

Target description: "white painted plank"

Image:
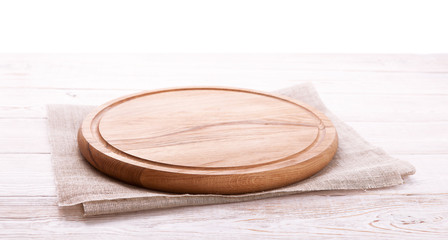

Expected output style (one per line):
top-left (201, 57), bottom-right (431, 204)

top-left (1, 54), bottom-right (447, 73)
top-left (1, 54), bottom-right (448, 94)
top-left (0, 119), bottom-right (50, 153)
top-left (348, 122), bottom-right (448, 154)
top-left (0, 194), bottom-right (447, 239)
top-left (321, 93), bottom-right (448, 122)
top-left (3, 73), bottom-right (448, 95)
top-left (0, 154), bottom-right (56, 196)
top-left (0, 88), bottom-right (136, 119)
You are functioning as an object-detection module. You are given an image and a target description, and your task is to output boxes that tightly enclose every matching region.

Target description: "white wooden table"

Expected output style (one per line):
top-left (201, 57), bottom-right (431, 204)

top-left (1, 54), bottom-right (447, 239)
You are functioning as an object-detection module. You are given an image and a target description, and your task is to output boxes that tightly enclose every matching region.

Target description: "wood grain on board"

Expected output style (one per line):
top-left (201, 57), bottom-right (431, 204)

top-left (78, 87), bottom-right (337, 194)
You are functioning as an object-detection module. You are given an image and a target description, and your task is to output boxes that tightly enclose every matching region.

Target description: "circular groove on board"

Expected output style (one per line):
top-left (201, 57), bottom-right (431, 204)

top-left (78, 87), bottom-right (338, 194)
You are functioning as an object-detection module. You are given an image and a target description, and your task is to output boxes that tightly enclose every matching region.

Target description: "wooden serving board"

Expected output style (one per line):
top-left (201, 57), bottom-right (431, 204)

top-left (78, 87), bottom-right (338, 194)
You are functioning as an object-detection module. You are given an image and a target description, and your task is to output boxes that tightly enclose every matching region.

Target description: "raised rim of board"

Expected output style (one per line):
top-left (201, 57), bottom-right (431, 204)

top-left (79, 86), bottom-right (337, 176)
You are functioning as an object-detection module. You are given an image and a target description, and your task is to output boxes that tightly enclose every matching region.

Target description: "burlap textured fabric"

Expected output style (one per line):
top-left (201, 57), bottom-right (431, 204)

top-left (46, 83), bottom-right (415, 216)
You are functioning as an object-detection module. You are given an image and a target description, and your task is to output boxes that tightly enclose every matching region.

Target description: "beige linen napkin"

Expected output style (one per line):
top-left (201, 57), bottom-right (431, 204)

top-left (47, 83), bottom-right (415, 216)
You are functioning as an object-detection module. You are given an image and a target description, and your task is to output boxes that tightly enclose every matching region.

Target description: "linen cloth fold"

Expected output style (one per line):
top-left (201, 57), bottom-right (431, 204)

top-left (46, 83), bottom-right (415, 216)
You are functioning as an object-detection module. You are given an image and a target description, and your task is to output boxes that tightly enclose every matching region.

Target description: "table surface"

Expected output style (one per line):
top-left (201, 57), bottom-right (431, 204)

top-left (1, 54), bottom-right (447, 239)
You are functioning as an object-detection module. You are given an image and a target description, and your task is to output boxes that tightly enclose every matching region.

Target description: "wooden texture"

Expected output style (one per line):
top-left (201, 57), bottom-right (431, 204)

top-left (1, 54), bottom-right (447, 239)
top-left (78, 87), bottom-right (337, 194)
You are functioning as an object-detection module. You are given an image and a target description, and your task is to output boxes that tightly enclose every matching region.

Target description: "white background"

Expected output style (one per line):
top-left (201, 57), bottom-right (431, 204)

top-left (0, 0), bottom-right (447, 53)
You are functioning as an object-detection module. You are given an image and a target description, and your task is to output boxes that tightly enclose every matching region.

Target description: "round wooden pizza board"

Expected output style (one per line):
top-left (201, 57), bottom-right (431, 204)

top-left (78, 87), bottom-right (338, 194)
